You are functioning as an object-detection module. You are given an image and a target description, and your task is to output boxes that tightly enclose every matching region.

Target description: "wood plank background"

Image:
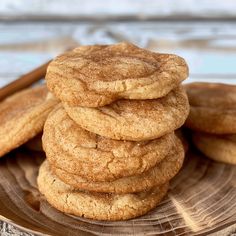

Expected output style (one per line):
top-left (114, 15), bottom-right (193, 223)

top-left (1, 21), bottom-right (236, 87)
top-left (0, 1), bottom-right (236, 235)
top-left (1, 0), bottom-right (236, 20)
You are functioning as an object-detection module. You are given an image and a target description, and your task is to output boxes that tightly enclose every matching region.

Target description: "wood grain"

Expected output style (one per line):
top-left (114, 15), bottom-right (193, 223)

top-left (0, 148), bottom-right (235, 235)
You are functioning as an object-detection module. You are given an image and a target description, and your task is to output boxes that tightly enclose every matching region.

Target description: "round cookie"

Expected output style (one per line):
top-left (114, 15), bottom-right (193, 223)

top-left (46, 42), bottom-right (188, 107)
top-left (25, 133), bottom-right (43, 152)
top-left (38, 160), bottom-right (169, 221)
top-left (51, 138), bottom-right (184, 193)
top-left (64, 86), bottom-right (189, 141)
top-left (43, 106), bottom-right (176, 182)
top-left (0, 85), bottom-right (58, 157)
top-left (185, 82), bottom-right (236, 134)
top-left (192, 132), bottom-right (236, 165)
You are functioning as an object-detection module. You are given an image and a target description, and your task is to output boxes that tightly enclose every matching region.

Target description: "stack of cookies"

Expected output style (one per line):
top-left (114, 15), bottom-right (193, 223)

top-left (37, 42), bottom-right (190, 221)
top-left (185, 82), bottom-right (236, 165)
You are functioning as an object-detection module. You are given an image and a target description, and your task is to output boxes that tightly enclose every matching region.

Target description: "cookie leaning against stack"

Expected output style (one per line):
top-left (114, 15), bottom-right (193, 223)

top-left (185, 82), bottom-right (236, 165)
top-left (0, 85), bottom-right (58, 157)
top-left (38, 42), bottom-right (190, 221)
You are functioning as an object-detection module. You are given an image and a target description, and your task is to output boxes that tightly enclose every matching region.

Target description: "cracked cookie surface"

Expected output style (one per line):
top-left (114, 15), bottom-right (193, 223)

top-left (46, 42), bottom-right (188, 107)
top-left (185, 82), bottom-right (236, 134)
top-left (0, 85), bottom-right (58, 157)
top-left (43, 106), bottom-right (176, 181)
top-left (37, 160), bottom-right (169, 221)
top-left (64, 86), bottom-right (189, 141)
top-left (51, 137), bottom-right (184, 193)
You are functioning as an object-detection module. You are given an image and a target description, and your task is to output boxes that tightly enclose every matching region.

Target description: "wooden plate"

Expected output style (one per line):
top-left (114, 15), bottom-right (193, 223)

top-left (0, 148), bottom-right (236, 235)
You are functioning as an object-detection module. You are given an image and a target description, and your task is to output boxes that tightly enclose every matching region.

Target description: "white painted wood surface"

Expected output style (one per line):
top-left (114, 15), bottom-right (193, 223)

top-left (1, 0), bottom-right (236, 20)
top-left (0, 21), bottom-right (236, 88)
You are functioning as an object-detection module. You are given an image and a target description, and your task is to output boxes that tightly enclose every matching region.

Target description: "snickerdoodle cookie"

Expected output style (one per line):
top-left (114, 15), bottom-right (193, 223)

top-left (43, 106), bottom-right (176, 181)
top-left (38, 160), bottom-right (169, 221)
top-left (185, 82), bottom-right (236, 134)
top-left (193, 132), bottom-right (236, 165)
top-left (64, 86), bottom-right (189, 141)
top-left (51, 137), bottom-right (184, 193)
top-left (0, 85), bottom-right (58, 157)
top-left (46, 42), bottom-right (188, 107)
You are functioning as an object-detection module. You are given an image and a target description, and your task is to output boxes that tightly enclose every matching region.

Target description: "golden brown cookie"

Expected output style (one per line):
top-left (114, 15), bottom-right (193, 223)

top-left (192, 132), bottom-right (236, 165)
top-left (46, 42), bottom-right (188, 107)
top-left (25, 133), bottom-right (43, 152)
top-left (37, 160), bottom-right (169, 221)
top-left (43, 106), bottom-right (177, 181)
top-left (185, 82), bottom-right (236, 134)
top-left (0, 85), bottom-right (58, 157)
top-left (64, 86), bottom-right (189, 141)
top-left (51, 138), bottom-right (184, 193)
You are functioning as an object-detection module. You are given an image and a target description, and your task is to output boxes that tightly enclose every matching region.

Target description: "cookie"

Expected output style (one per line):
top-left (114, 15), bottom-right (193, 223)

top-left (38, 160), bottom-right (169, 221)
top-left (64, 86), bottom-right (189, 141)
top-left (43, 106), bottom-right (176, 181)
top-left (51, 138), bottom-right (184, 193)
top-left (185, 82), bottom-right (236, 134)
top-left (46, 42), bottom-right (188, 107)
top-left (25, 133), bottom-right (43, 152)
top-left (0, 85), bottom-right (58, 157)
top-left (192, 132), bottom-right (236, 165)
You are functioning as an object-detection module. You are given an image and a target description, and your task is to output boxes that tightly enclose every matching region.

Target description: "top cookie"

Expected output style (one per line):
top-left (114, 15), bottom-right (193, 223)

top-left (185, 82), bottom-right (236, 134)
top-left (0, 85), bottom-right (58, 157)
top-left (46, 42), bottom-right (188, 107)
